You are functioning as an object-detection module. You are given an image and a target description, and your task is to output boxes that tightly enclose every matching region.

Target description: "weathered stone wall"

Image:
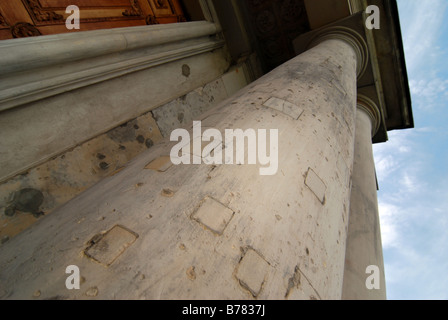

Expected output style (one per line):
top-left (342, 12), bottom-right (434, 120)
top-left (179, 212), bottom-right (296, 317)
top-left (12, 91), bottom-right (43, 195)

top-left (0, 64), bottom-right (249, 242)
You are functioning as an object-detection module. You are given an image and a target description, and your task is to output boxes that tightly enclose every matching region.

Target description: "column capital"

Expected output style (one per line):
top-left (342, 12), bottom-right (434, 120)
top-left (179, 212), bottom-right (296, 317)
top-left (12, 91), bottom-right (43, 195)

top-left (308, 26), bottom-right (369, 81)
top-left (357, 94), bottom-right (381, 137)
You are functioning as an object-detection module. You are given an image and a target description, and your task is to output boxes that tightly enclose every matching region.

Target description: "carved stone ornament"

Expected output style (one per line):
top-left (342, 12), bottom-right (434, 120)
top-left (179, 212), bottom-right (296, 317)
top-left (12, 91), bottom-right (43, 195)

top-left (11, 22), bottom-right (41, 38)
top-left (155, 0), bottom-right (169, 9)
top-left (280, 0), bottom-right (304, 23)
top-left (256, 10), bottom-right (276, 34)
top-left (122, 0), bottom-right (143, 17)
top-left (146, 15), bottom-right (160, 25)
top-left (24, 0), bottom-right (63, 22)
top-left (177, 15), bottom-right (187, 23)
top-left (0, 13), bottom-right (8, 27)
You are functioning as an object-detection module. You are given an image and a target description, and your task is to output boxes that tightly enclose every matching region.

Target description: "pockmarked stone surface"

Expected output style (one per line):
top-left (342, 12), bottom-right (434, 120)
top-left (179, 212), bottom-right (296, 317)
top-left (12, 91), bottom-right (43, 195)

top-left (263, 97), bottom-right (304, 120)
top-left (236, 249), bottom-right (270, 297)
top-left (84, 225), bottom-right (138, 266)
top-left (305, 168), bottom-right (326, 204)
top-left (191, 197), bottom-right (234, 235)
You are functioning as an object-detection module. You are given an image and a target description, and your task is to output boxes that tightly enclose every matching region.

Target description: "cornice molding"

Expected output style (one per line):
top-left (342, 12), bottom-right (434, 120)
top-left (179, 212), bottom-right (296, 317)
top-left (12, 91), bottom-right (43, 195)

top-left (0, 21), bottom-right (223, 112)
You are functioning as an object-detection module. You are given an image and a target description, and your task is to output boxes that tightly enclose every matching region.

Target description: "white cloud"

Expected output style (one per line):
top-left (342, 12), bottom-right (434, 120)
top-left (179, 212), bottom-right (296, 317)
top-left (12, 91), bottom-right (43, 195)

top-left (401, 172), bottom-right (419, 193)
top-left (398, 0), bottom-right (448, 113)
top-left (378, 0), bottom-right (448, 300)
top-left (378, 202), bottom-right (401, 249)
top-left (373, 130), bottom-right (415, 183)
top-left (398, 0), bottom-right (448, 75)
top-left (409, 77), bottom-right (448, 110)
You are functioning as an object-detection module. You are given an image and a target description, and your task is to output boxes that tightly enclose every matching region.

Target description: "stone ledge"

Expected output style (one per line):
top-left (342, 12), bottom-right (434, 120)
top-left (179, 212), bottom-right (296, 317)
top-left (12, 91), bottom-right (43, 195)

top-left (0, 21), bottom-right (223, 112)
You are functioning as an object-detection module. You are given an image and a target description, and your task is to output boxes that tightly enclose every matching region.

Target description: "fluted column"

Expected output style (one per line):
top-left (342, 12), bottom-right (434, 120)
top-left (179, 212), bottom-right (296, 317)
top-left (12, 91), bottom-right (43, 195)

top-left (342, 95), bottom-right (386, 299)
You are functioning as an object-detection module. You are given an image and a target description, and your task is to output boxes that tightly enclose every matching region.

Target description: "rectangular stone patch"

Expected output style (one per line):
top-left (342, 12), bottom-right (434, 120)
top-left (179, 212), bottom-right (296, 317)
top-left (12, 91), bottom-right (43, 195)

top-left (84, 225), bottom-right (138, 267)
top-left (263, 97), bottom-right (303, 120)
top-left (236, 248), bottom-right (270, 297)
top-left (191, 197), bottom-right (234, 235)
top-left (305, 168), bottom-right (326, 204)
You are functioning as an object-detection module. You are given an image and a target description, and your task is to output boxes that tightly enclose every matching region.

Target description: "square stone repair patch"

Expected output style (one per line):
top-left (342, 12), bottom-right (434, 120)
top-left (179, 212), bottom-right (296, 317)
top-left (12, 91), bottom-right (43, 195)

top-left (263, 97), bottom-right (303, 120)
top-left (191, 197), bottom-right (234, 235)
top-left (305, 168), bottom-right (326, 204)
top-left (84, 225), bottom-right (138, 267)
top-left (236, 249), bottom-right (270, 297)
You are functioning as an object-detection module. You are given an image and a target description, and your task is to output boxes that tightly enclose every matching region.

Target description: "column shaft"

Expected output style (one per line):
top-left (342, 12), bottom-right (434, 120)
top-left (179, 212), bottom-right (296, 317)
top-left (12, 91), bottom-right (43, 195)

top-left (0, 38), bottom-right (360, 300)
top-left (342, 107), bottom-right (387, 299)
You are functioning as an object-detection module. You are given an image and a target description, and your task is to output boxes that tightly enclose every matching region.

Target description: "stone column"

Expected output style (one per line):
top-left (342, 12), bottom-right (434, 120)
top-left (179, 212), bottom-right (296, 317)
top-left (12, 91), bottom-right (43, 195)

top-left (0, 29), bottom-right (369, 300)
top-left (342, 95), bottom-right (387, 299)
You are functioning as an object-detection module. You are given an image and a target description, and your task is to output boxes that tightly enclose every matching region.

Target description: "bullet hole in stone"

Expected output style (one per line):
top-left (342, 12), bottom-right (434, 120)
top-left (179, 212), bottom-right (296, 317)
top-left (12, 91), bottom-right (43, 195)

top-left (182, 64), bottom-right (190, 77)
top-left (306, 248), bottom-right (310, 255)
top-left (145, 138), bottom-right (154, 149)
top-left (99, 162), bottom-right (109, 170)
top-left (161, 188), bottom-right (175, 197)
top-left (186, 266), bottom-right (196, 280)
top-left (85, 286), bottom-right (98, 297)
top-left (97, 153), bottom-right (106, 160)
top-left (119, 145), bottom-right (126, 150)
top-left (136, 135), bottom-right (145, 144)
top-left (178, 112), bottom-right (184, 123)
top-left (133, 124), bottom-right (139, 130)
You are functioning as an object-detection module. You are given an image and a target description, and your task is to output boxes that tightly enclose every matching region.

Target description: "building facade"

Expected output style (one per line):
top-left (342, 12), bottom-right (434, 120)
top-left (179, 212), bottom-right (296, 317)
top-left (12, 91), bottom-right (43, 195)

top-left (0, 0), bottom-right (412, 299)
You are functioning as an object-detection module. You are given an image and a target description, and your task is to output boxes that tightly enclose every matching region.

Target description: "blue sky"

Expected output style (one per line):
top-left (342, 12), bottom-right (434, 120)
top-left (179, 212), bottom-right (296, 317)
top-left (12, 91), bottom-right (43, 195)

top-left (373, 0), bottom-right (448, 300)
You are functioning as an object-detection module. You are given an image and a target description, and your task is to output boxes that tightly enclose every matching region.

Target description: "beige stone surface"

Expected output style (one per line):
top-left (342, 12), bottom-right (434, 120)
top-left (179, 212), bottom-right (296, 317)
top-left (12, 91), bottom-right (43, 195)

top-left (0, 112), bottom-right (163, 241)
top-left (342, 107), bottom-right (386, 300)
top-left (0, 49), bottom-right (229, 184)
top-left (305, 168), bottom-right (327, 204)
top-left (0, 65), bottom-right (249, 241)
top-left (0, 38), bottom-right (358, 300)
top-left (235, 249), bottom-right (270, 297)
top-left (191, 197), bottom-right (234, 235)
